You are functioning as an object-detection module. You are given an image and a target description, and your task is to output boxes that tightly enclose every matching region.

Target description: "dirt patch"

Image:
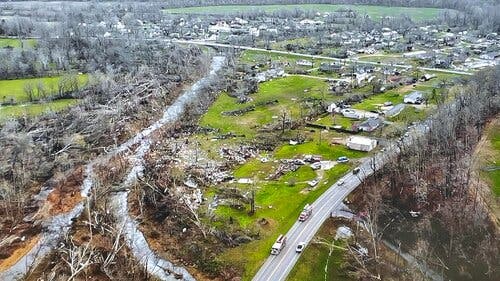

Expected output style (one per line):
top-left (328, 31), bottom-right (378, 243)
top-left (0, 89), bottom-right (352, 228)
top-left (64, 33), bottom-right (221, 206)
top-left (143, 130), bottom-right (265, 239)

top-left (396, 84), bottom-right (415, 94)
top-left (46, 166), bottom-right (84, 216)
top-left (0, 234), bottom-right (40, 272)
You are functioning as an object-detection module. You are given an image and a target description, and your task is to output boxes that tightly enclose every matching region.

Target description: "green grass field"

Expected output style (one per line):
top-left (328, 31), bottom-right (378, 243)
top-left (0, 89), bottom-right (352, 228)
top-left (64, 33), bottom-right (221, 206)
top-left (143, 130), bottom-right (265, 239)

top-left (275, 141), bottom-right (364, 160)
top-left (287, 219), bottom-right (352, 281)
top-left (390, 106), bottom-right (429, 124)
top-left (0, 38), bottom-right (37, 48)
top-left (0, 99), bottom-right (78, 120)
top-left (0, 74), bottom-right (88, 104)
top-left (164, 4), bottom-right (449, 21)
top-left (198, 75), bottom-right (366, 279)
top-left (220, 162), bottom-right (353, 280)
top-left (314, 115), bottom-right (354, 130)
top-left (352, 90), bottom-right (404, 111)
top-left (484, 122), bottom-right (500, 196)
top-left (200, 75), bottom-right (333, 138)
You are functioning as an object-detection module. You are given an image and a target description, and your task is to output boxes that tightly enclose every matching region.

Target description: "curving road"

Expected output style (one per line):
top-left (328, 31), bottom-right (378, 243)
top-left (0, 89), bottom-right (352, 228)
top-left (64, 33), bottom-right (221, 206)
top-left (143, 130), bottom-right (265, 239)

top-left (252, 159), bottom-right (376, 281)
top-left (252, 125), bottom-right (425, 281)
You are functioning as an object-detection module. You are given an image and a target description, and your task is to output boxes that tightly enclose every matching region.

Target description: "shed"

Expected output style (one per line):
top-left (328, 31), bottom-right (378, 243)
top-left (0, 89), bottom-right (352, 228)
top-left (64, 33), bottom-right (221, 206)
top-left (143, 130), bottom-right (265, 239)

top-left (346, 136), bottom-right (377, 152)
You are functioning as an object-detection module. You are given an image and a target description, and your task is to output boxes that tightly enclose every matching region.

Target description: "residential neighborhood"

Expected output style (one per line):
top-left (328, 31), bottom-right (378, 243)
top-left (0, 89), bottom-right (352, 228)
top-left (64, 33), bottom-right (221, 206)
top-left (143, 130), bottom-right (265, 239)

top-left (0, 1), bottom-right (498, 281)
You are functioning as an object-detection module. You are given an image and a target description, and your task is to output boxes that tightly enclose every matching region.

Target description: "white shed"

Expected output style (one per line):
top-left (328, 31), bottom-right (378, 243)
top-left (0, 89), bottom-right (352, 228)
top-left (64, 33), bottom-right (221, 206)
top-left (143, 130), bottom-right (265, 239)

top-left (346, 136), bottom-right (377, 152)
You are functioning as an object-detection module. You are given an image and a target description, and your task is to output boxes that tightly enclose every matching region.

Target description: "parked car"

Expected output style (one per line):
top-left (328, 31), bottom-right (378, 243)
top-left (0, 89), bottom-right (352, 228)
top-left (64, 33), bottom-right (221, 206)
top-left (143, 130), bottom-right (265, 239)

top-left (310, 162), bottom-right (322, 170)
top-left (296, 242), bottom-right (306, 253)
top-left (337, 156), bottom-right (349, 163)
top-left (307, 179), bottom-right (319, 187)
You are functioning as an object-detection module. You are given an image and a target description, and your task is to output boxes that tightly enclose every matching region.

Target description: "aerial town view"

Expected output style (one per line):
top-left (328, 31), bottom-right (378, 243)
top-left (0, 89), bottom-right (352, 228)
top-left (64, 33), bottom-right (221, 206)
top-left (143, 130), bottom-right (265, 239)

top-left (0, 0), bottom-right (498, 281)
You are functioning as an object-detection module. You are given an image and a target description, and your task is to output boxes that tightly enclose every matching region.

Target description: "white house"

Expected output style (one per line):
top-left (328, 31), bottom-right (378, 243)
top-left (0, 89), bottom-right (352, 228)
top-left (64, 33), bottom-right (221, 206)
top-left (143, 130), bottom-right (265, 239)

top-left (296, 60), bottom-right (313, 67)
top-left (346, 136), bottom-right (377, 152)
top-left (341, 109), bottom-right (361, 119)
top-left (327, 103), bottom-right (337, 113)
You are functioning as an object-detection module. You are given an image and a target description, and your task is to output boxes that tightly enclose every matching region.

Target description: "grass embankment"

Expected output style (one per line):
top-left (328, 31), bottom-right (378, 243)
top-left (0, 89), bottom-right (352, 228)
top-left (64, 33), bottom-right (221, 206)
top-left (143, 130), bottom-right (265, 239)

top-left (164, 4), bottom-right (449, 21)
top-left (287, 219), bottom-right (352, 281)
top-left (480, 119), bottom-right (500, 196)
top-left (0, 38), bottom-right (37, 48)
top-left (0, 99), bottom-right (78, 121)
top-left (0, 74), bottom-right (88, 120)
top-left (0, 74), bottom-right (88, 103)
top-left (199, 75), bottom-right (366, 279)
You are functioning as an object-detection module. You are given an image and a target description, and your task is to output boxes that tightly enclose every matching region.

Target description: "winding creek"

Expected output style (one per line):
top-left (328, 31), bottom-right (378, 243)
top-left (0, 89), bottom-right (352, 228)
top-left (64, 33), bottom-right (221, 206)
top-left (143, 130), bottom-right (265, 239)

top-left (0, 56), bottom-right (225, 281)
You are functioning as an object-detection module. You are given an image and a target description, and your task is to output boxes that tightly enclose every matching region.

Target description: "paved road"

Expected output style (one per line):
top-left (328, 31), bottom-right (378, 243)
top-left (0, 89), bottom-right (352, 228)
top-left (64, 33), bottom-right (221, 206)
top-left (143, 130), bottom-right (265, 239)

top-left (173, 39), bottom-right (474, 76)
top-left (252, 157), bottom-right (380, 281)
top-left (252, 123), bottom-right (426, 281)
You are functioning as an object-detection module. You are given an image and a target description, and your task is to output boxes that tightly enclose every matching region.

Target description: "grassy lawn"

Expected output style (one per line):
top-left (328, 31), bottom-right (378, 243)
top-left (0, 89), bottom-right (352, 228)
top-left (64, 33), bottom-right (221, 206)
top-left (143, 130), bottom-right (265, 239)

top-left (352, 90), bottom-right (404, 111)
top-left (482, 121), bottom-right (500, 196)
top-left (164, 4), bottom-right (450, 21)
top-left (199, 67), bottom-right (369, 280)
top-left (390, 106), bottom-right (429, 124)
top-left (0, 38), bottom-right (37, 48)
top-left (0, 99), bottom-right (78, 120)
top-left (287, 219), bottom-right (352, 281)
top-left (219, 163), bottom-right (353, 280)
top-left (0, 74), bottom-right (88, 104)
top-left (275, 141), bottom-right (364, 160)
top-left (200, 76), bottom-right (333, 138)
top-left (315, 114), bottom-right (355, 129)
top-left (215, 133), bottom-right (365, 279)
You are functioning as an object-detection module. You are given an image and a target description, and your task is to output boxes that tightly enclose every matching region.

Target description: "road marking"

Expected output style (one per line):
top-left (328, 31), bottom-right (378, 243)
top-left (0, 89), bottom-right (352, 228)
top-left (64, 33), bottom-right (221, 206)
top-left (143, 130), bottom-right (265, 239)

top-left (273, 196), bottom-right (347, 281)
top-left (261, 185), bottom-right (351, 281)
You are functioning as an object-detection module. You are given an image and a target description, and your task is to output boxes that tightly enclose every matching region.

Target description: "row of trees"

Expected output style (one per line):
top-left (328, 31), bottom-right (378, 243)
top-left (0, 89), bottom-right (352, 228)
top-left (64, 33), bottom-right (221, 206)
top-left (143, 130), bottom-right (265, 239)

top-left (160, 0), bottom-right (499, 32)
top-left (354, 65), bottom-right (499, 280)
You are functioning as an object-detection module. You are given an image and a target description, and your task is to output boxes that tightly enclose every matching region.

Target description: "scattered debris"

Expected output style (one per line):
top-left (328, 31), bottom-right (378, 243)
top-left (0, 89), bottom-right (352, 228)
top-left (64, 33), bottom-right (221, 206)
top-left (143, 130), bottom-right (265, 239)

top-left (335, 226), bottom-right (353, 240)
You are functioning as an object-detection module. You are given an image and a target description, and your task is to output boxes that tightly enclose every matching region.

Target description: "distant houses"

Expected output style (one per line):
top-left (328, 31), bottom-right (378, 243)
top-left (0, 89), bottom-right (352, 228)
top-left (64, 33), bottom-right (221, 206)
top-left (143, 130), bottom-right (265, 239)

top-left (319, 62), bottom-right (342, 73)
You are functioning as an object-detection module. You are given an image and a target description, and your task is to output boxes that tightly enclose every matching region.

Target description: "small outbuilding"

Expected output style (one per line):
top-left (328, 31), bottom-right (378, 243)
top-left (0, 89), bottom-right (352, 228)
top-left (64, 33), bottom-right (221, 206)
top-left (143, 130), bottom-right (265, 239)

top-left (346, 136), bottom-right (377, 152)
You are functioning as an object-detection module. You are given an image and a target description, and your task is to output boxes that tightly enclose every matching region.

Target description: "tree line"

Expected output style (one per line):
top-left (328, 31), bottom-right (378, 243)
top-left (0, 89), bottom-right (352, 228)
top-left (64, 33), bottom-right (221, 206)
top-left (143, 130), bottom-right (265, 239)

top-left (353, 65), bottom-right (499, 280)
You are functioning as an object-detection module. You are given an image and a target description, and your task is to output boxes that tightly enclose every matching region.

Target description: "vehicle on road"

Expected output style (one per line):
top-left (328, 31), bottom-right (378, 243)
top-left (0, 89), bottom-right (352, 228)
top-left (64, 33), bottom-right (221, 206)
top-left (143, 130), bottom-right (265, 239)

top-left (271, 235), bottom-right (287, 255)
top-left (295, 242), bottom-right (306, 253)
top-left (298, 204), bottom-right (313, 222)
top-left (337, 156), bottom-right (349, 163)
top-left (337, 179), bottom-right (345, 185)
top-left (353, 167), bottom-right (361, 175)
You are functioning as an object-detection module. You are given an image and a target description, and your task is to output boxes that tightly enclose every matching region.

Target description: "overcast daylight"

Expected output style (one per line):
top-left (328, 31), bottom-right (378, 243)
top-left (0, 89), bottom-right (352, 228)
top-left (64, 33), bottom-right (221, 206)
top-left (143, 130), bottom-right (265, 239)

top-left (0, 1), bottom-right (498, 281)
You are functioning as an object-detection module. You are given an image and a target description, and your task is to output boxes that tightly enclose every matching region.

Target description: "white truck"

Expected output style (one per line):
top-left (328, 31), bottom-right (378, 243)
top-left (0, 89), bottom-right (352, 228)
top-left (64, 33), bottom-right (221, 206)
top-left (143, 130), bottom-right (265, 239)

top-left (271, 234), bottom-right (287, 255)
top-left (298, 204), bottom-right (313, 222)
